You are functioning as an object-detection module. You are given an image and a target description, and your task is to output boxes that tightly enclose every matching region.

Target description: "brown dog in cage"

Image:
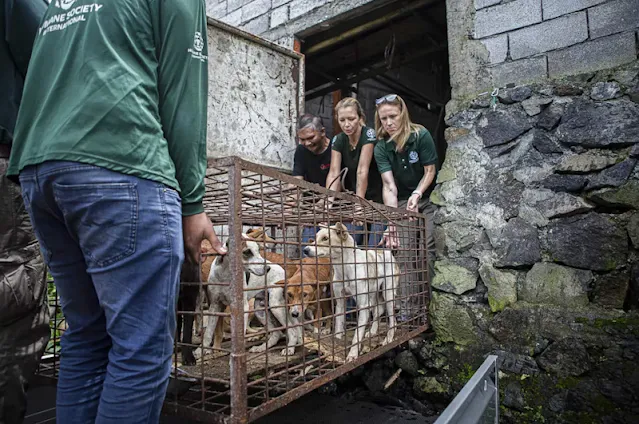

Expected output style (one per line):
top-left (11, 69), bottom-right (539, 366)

top-left (284, 258), bottom-right (333, 334)
top-left (304, 222), bottom-right (400, 362)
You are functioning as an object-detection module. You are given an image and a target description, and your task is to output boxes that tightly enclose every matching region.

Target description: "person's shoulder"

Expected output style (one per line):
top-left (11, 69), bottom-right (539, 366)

top-left (331, 133), bottom-right (347, 150)
top-left (364, 126), bottom-right (377, 141)
top-left (414, 126), bottom-right (434, 143)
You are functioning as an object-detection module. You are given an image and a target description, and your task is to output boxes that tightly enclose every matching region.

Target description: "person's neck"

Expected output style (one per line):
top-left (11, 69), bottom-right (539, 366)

top-left (316, 137), bottom-right (329, 154)
top-left (348, 126), bottom-right (362, 147)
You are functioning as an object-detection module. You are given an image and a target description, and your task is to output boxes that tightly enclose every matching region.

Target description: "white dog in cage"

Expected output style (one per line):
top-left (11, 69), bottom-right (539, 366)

top-left (246, 263), bottom-right (305, 356)
top-left (303, 222), bottom-right (400, 362)
top-left (193, 235), bottom-right (269, 361)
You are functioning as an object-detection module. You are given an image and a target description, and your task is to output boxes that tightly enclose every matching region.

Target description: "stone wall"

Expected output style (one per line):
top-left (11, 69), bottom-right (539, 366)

top-left (420, 62), bottom-right (639, 422)
top-left (447, 0), bottom-right (639, 113)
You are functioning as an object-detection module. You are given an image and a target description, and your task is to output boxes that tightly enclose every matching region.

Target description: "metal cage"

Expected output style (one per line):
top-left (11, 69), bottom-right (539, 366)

top-left (36, 156), bottom-right (431, 423)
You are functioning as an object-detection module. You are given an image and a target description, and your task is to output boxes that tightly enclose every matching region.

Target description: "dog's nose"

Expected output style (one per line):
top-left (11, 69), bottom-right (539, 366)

top-left (303, 246), bottom-right (310, 254)
top-left (291, 311), bottom-right (299, 318)
top-left (266, 266), bottom-right (271, 273)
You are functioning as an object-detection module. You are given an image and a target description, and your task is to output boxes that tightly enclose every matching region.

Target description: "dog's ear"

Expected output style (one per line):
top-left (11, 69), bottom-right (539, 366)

top-left (333, 222), bottom-right (349, 242)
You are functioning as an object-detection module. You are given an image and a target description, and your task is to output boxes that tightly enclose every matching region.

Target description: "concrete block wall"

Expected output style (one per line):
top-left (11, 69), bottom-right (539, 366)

top-left (474, 0), bottom-right (639, 86)
top-left (205, 0), bottom-right (385, 49)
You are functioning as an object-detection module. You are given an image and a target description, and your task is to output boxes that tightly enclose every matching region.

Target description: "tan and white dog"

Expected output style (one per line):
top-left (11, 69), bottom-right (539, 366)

top-left (303, 223), bottom-right (400, 362)
top-left (193, 235), bottom-right (269, 360)
top-left (247, 262), bottom-right (304, 356)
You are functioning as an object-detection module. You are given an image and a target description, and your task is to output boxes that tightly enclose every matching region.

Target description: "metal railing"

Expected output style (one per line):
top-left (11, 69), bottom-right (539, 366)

top-left (434, 355), bottom-right (499, 424)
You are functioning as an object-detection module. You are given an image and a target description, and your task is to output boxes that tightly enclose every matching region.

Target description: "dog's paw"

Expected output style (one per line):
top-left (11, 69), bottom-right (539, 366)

top-left (249, 344), bottom-right (267, 354)
top-left (334, 332), bottom-right (345, 340)
top-left (345, 350), bottom-right (359, 363)
top-left (320, 328), bottom-right (332, 336)
top-left (246, 326), bottom-right (260, 334)
top-left (246, 333), bottom-right (263, 342)
top-left (193, 348), bottom-right (204, 361)
top-left (280, 347), bottom-right (296, 356)
top-left (380, 336), bottom-right (393, 346)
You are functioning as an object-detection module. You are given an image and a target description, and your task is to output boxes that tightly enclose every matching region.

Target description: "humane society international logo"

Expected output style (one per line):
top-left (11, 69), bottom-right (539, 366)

top-left (409, 151), bottom-right (419, 163)
top-left (55, 0), bottom-right (77, 9)
top-left (188, 31), bottom-right (208, 62)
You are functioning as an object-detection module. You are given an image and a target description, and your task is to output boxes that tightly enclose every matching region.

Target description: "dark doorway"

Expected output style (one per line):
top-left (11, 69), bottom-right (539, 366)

top-left (297, 0), bottom-right (450, 165)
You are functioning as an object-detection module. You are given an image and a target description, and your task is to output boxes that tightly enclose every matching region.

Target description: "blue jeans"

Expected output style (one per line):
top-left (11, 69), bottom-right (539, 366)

top-left (19, 161), bottom-right (184, 424)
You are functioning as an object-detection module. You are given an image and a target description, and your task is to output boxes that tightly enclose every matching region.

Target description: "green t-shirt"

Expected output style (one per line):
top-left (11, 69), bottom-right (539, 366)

top-left (331, 126), bottom-right (382, 203)
top-left (7, 0), bottom-right (209, 216)
top-left (374, 128), bottom-right (438, 201)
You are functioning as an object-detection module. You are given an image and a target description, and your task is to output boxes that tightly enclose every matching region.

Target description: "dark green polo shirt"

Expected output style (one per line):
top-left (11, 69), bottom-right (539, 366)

top-left (8, 0), bottom-right (209, 216)
top-left (374, 128), bottom-right (438, 200)
top-left (331, 126), bottom-right (382, 203)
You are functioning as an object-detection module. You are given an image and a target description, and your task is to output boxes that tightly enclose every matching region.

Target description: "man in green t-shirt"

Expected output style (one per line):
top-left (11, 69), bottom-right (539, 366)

top-left (6, 1), bottom-right (225, 422)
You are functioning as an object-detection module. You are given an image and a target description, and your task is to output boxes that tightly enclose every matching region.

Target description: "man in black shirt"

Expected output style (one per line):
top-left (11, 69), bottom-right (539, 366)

top-left (292, 114), bottom-right (332, 186)
top-left (291, 114), bottom-right (331, 248)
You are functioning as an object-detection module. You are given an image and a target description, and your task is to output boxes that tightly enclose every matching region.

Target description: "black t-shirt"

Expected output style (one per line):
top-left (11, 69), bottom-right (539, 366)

top-left (292, 143), bottom-right (332, 187)
top-left (331, 126), bottom-right (383, 203)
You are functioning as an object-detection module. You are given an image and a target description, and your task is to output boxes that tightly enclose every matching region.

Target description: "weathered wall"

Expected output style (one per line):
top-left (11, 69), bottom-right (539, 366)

top-left (205, 21), bottom-right (303, 170)
top-left (446, 0), bottom-right (639, 113)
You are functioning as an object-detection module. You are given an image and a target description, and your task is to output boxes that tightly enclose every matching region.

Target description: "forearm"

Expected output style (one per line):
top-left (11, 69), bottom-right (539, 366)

top-left (355, 170), bottom-right (368, 198)
top-left (382, 185), bottom-right (398, 209)
top-left (414, 167), bottom-right (436, 197)
top-left (326, 170), bottom-right (341, 193)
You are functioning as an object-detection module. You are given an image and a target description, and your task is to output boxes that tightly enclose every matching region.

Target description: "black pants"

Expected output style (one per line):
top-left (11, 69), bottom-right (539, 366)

top-left (0, 157), bottom-right (50, 424)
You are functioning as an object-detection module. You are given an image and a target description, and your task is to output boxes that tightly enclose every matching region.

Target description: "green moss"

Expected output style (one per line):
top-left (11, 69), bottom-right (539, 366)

top-left (556, 376), bottom-right (579, 390)
top-left (488, 294), bottom-right (510, 313)
top-left (455, 363), bottom-right (474, 384)
top-left (429, 186), bottom-right (445, 206)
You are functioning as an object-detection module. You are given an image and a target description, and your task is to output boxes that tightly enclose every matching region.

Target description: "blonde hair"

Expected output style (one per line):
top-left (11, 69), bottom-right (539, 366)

top-left (335, 97), bottom-right (366, 127)
top-left (374, 94), bottom-right (423, 152)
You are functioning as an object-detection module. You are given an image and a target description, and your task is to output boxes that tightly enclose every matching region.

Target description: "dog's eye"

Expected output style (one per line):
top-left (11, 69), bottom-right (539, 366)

top-left (287, 293), bottom-right (293, 299)
top-left (243, 250), bottom-right (252, 257)
top-left (303, 292), bottom-right (309, 297)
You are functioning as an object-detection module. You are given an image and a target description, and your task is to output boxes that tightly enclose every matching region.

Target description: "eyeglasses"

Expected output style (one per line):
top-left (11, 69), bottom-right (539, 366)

top-left (375, 94), bottom-right (398, 105)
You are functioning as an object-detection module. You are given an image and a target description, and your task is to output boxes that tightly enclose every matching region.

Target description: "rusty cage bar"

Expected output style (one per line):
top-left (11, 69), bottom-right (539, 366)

top-left (35, 156), bottom-right (431, 423)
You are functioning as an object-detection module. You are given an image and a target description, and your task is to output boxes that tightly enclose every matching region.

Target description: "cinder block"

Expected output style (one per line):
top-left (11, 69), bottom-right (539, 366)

top-left (220, 8), bottom-right (242, 26)
top-left (490, 56), bottom-right (548, 87)
top-left (206, 0), bottom-right (227, 19)
top-left (289, 0), bottom-right (328, 20)
top-left (588, 0), bottom-right (639, 39)
top-left (241, 0), bottom-right (270, 23)
top-left (542, 0), bottom-right (606, 20)
top-left (270, 5), bottom-right (289, 29)
top-left (480, 34), bottom-right (508, 64)
top-left (548, 32), bottom-right (637, 77)
top-left (240, 14), bottom-right (270, 34)
top-left (228, 0), bottom-right (253, 13)
top-left (475, 0), bottom-right (501, 10)
top-left (273, 0), bottom-right (291, 8)
top-left (510, 12), bottom-right (588, 59)
top-left (474, 0), bottom-right (542, 38)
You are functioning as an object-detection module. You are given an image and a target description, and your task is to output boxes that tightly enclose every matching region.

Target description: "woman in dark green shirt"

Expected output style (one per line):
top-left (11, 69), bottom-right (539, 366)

top-left (326, 97), bottom-right (384, 246)
top-left (373, 94), bottom-right (437, 319)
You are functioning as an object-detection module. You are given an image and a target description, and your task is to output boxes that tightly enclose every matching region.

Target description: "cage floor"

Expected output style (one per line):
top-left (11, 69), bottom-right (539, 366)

top-left (172, 323), bottom-right (406, 381)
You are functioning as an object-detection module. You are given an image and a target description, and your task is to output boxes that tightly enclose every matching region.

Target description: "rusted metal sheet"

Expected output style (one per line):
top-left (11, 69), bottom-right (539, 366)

top-left (206, 19), bottom-right (304, 172)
